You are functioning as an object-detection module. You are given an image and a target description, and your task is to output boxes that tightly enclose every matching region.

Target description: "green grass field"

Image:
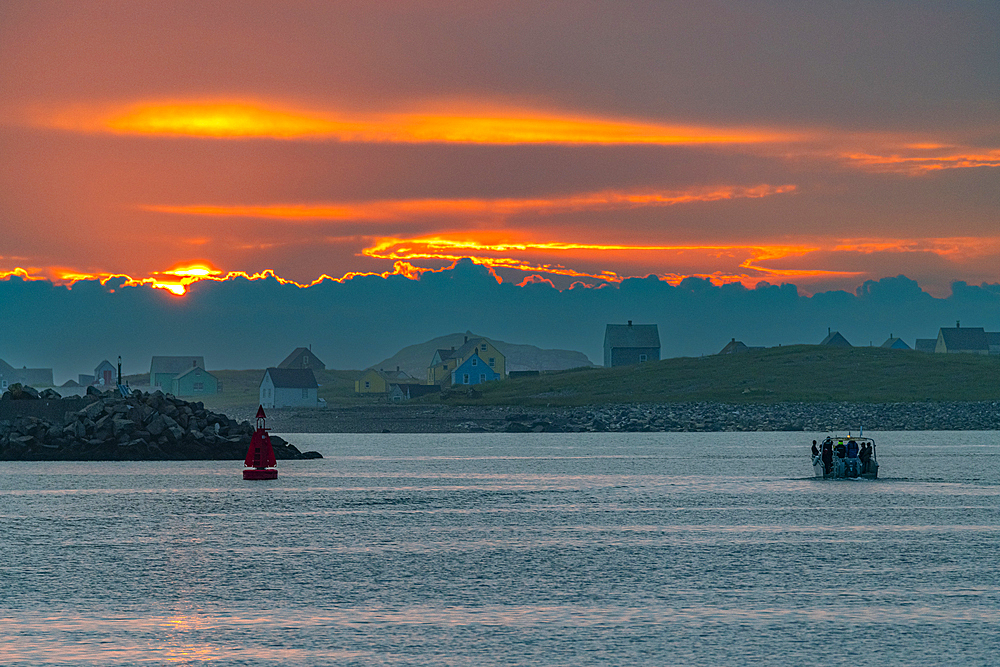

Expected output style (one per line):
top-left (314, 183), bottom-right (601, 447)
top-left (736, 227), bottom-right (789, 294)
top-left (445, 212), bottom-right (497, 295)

top-left (446, 345), bottom-right (1000, 405)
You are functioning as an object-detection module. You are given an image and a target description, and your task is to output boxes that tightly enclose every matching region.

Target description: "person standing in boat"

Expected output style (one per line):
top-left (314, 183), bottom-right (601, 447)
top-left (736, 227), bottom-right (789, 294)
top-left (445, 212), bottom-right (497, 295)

top-left (822, 439), bottom-right (834, 474)
top-left (859, 442), bottom-right (872, 473)
top-left (811, 440), bottom-right (819, 457)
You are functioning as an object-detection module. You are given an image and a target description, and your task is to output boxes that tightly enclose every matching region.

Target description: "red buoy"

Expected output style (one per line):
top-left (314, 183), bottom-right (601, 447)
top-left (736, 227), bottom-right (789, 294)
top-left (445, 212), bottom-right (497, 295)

top-left (243, 405), bottom-right (278, 480)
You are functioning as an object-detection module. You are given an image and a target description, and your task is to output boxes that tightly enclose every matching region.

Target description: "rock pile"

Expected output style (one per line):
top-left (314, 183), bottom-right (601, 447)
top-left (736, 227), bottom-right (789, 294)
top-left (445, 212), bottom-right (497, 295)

top-left (0, 387), bottom-right (322, 461)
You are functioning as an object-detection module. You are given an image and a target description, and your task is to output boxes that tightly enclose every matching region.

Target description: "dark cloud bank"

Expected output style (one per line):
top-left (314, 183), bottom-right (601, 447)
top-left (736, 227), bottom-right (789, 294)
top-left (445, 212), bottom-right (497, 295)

top-left (3, 259), bottom-right (999, 383)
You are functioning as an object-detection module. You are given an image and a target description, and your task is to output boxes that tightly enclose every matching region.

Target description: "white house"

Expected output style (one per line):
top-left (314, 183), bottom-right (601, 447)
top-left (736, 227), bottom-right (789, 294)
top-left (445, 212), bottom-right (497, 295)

top-left (259, 367), bottom-right (319, 408)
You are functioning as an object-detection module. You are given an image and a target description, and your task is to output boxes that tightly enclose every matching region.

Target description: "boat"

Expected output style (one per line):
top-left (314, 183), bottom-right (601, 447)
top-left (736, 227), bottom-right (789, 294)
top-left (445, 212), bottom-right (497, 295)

top-left (811, 434), bottom-right (878, 479)
top-left (243, 405), bottom-right (278, 480)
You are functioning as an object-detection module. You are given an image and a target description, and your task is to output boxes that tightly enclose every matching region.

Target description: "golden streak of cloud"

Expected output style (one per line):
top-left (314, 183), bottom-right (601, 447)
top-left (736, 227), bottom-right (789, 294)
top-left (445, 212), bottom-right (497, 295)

top-left (359, 236), bottom-right (861, 288)
top-left (43, 100), bottom-right (798, 145)
top-left (833, 237), bottom-right (1000, 259)
top-left (140, 184), bottom-right (797, 222)
top-left (840, 149), bottom-right (1000, 174)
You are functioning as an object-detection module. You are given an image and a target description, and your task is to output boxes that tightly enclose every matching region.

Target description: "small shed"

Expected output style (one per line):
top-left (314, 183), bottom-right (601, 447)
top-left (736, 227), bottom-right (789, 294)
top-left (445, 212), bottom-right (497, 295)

top-left (94, 360), bottom-right (116, 387)
top-left (260, 368), bottom-right (319, 408)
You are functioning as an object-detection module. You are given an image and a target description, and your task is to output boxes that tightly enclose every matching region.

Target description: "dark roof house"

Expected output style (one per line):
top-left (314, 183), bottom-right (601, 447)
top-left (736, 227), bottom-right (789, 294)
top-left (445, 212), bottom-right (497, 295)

top-left (936, 324), bottom-right (990, 354)
top-left (819, 329), bottom-right (852, 347)
top-left (150, 356), bottom-right (205, 387)
top-left (880, 335), bottom-right (911, 350)
top-left (277, 347), bottom-right (326, 371)
top-left (604, 321), bottom-right (660, 367)
top-left (914, 339), bottom-right (937, 353)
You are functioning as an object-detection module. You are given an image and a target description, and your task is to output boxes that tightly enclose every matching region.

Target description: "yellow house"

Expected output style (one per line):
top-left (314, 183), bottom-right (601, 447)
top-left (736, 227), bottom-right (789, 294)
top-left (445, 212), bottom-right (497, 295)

top-left (355, 367), bottom-right (419, 394)
top-left (427, 337), bottom-right (506, 385)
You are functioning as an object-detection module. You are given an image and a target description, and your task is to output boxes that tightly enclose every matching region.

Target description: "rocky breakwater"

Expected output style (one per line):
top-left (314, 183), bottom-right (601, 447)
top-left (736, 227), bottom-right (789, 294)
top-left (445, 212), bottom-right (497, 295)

top-left (0, 385), bottom-right (322, 461)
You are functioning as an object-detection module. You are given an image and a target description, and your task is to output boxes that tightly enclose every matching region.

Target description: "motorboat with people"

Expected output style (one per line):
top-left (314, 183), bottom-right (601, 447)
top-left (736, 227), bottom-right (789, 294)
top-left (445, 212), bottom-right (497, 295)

top-left (811, 434), bottom-right (878, 479)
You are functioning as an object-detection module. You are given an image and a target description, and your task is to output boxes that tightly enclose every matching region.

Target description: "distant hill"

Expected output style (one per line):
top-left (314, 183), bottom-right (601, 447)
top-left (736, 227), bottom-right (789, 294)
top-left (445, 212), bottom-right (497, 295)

top-left (371, 331), bottom-right (595, 379)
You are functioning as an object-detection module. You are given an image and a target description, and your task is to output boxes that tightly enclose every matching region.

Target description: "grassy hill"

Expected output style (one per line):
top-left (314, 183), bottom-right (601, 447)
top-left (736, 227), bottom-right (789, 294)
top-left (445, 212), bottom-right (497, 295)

top-left (444, 345), bottom-right (1000, 405)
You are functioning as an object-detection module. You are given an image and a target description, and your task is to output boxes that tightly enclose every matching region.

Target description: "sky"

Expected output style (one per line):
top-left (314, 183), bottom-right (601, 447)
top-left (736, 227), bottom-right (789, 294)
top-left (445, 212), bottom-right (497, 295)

top-left (1, 2), bottom-right (1000, 378)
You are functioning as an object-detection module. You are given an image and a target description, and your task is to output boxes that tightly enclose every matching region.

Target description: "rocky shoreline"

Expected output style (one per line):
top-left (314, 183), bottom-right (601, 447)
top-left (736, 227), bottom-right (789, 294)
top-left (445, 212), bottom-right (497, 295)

top-left (0, 386), bottom-right (322, 461)
top-left (237, 400), bottom-right (1000, 433)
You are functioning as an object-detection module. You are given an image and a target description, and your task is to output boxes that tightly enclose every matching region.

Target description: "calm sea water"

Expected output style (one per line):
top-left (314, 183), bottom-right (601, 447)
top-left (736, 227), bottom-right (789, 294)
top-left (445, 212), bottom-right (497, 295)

top-left (1, 431), bottom-right (998, 666)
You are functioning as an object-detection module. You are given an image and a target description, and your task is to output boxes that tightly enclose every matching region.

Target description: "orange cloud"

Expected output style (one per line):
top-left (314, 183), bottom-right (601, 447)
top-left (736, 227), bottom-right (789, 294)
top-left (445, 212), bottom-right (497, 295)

top-left (842, 148), bottom-right (1000, 174)
top-left (833, 237), bottom-right (1000, 259)
top-left (360, 236), bottom-right (860, 288)
top-left (141, 184), bottom-right (797, 222)
top-left (42, 100), bottom-right (799, 145)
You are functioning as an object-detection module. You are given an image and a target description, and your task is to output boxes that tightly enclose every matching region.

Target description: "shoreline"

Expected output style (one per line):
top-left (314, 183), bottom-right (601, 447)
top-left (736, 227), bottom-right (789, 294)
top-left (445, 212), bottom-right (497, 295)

top-left (232, 401), bottom-right (1000, 433)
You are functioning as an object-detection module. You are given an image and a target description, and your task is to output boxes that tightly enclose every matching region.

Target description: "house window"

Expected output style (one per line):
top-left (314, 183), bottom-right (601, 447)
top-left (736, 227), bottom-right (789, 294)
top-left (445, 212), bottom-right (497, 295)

top-left (303, 354), bottom-right (309, 366)
top-left (463, 374), bottom-right (470, 384)
top-left (302, 388), bottom-right (309, 398)
top-left (193, 382), bottom-right (204, 391)
top-left (639, 354), bottom-right (648, 362)
top-left (481, 344), bottom-right (487, 351)
top-left (489, 357), bottom-right (495, 367)
top-left (472, 358), bottom-right (478, 366)
top-left (365, 381), bottom-right (370, 388)
top-left (479, 374), bottom-right (486, 383)
top-left (443, 364), bottom-right (448, 370)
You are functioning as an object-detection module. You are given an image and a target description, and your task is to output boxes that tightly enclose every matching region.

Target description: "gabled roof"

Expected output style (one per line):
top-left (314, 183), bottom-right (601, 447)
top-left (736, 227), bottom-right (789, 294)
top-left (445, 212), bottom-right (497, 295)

top-left (880, 336), bottom-right (911, 350)
top-left (150, 356), bottom-right (205, 375)
top-left (263, 367), bottom-right (318, 389)
top-left (0, 358), bottom-right (15, 374)
top-left (430, 348), bottom-right (458, 366)
top-left (914, 338), bottom-right (937, 353)
top-left (719, 338), bottom-right (749, 354)
top-left (819, 331), bottom-right (852, 347)
top-left (605, 323), bottom-right (660, 349)
top-left (95, 359), bottom-right (114, 372)
top-left (938, 326), bottom-right (988, 352)
top-left (60, 379), bottom-right (81, 387)
top-left (277, 347), bottom-right (326, 370)
top-left (174, 365), bottom-right (216, 380)
top-left (430, 338), bottom-right (504, 368)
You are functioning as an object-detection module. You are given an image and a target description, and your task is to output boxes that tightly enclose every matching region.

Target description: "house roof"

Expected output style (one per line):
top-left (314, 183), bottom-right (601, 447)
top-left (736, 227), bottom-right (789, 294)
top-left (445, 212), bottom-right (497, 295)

top-left (277, 347), bottom-right (326, 370)
top-left (880, 337), bottom-right (911, 350)
top-left (174, 365), bottom-right (216, 380)
top-left (718, 338), bottom-right (749, 354)
top-left (939, 327), bottom-right (988, 352)
top-left (914, 338), bottom-right (937, 352)
top-left (604, 323), bottom-right (660, 349)
top-left (264, 367), bottom-right (318, 389)
top-left (150, 356), bottom-right (205, 376)
top-left (819, 331), bottom-right (852, 347)
top-left (431, 338), bottom-right (504, 368)
top-left (60, 379), bottom-right (81, 387)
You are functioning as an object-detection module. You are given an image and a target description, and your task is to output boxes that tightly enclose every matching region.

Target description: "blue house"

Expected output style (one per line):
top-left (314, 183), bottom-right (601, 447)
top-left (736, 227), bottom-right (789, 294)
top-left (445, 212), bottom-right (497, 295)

top-left (451, 351), bottom-right (501, 385)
